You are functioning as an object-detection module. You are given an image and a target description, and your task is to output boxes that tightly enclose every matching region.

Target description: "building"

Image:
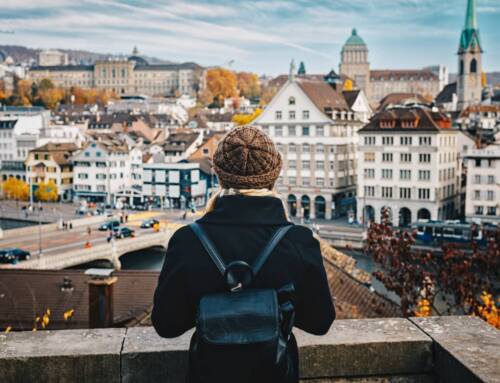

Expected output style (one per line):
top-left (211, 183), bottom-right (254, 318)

top-left (71, 139), bottom-right (131, 204)
top-left (342, 90), bottom-right (372, 123)
top-left (37, 50), bottom-right (69, 67)
top-left (152, 131), bottom-right (203, 163)
top-left (29, 49), bottom-right (204, 97)
top-left (356, 106), bottom-right (460, 227)
top-left (338, 29), bottom-right (442, 105)
top-left (464, 145), bottom-right (500, 223)
top-left (254, 68), bottom-right (362, 220)
top-left (25, 143), bottom-right (78, 201)
top-left (457, 0), bottom-right (483, 110)
top-left (338, 29), bottom-right (371, 98)
top-left (142, 162), bottom-right (207, 209)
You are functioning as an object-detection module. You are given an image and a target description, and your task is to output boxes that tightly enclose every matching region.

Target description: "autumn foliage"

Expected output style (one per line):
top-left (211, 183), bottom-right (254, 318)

top-left (0, 177), bottom-right (29, 201)
top-left (203, 68), bottom-right (261, 107)
top-left (366, 211), bottom-right (500, 328)
top-left (232, 108), bottom-right (262, 126)
top-left (35, 180), bottom-right (58, 202)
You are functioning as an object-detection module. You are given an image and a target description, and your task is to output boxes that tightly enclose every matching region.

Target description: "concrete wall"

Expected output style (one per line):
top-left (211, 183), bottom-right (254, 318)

top-left (1, 316), bottom-right (498, 383)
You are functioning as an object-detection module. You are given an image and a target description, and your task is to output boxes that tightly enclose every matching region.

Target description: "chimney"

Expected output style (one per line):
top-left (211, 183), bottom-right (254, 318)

top-left (85, 268), bottom-right (117, 328)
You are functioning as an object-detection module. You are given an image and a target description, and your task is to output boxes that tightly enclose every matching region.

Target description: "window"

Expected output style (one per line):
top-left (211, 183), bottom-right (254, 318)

top-left (470, 58), bottom-right (477, 73)
top-left (400, 136), bottom-right (412, 145)
top-left (419, 153), bottom-right (431, 163)
top-left (400, 170), bottom-right (411, 180)
top-left (275, 126), bottom-right (283, 136)
top-left (289, 177), bottom-right (296, 185)
top-left (78, 173), bottom-right (88, 179)
top-left (474, 190), bottom-right (481, 200)
top-left (419, 136), bottom-right (432, 145)
top-left (288, 126), bottom-right (296, 136)
top-left (302, 178), bottom-right (310, 186)
top-left (316, 178), bottom-right (324, 186)
top-left (302, 144), bottom-right (310, 153)
top-left (382, 153), bottom-right (393, 162)
top-left (418, 170), bottom-right (430, 181)
top-left (96, 173), bottom-right (106, 180)
top-left (418, 188), bottom-right (430, 200)
top-left (275, 111), bottom-right (282, 120)
top-left (316, 161), bottom-right (324, 170)
top-left (34, 153), bottom-right (39, 160)
top-left (364, 152), bottom-right (375, 162)
top-left (364, 136), bottom-right (376, 145)
top-left (302, 110), bottom-right (309, 119)
top-left (289, 143), bottom-right (296, 153)
top-left (289, 111), bottom-right (296, 120)
top-left (44, 154), bottom-right (49, 160)
top-left (382, 136), bottom-right (394, 145)
top-left (459, 60), bottom-right (464, 75)
top-left (487, 206), bottom-right (496, 216)
top-left (400, 153), bottom-right (412, 163)
top-left (302, 126), bottom-right (309, 136)
top-left (364, 186), bottom-right (375, 197)
top-left (474, 206), bottom-right (483, 215)
top-left (364, 168), bottom-right (375, 179)
top-left (276, 143), bottom-right (284, 152)
top-left (316, 144), bottom-right (324, 153)
top-left (302, 160), bottom-right (310, 169)
top-left (400, 187), bottom-right (411, 199)
top-left (288, 160), bottom-right (296, 169)
top-left (316, 126), bottom-right (324, 136)
top-left (288, 97), bottom-right (296, 105)
top-left (382, 169), bottom-right (393, 179)
top-left (382, 187), bottom-right (393, 198)
top-left (474, 175), bottom-right (482, 184)
top-left (487, 191), bottom-right (494, 201)
top-left (487, 175), bottom-right (495, 184)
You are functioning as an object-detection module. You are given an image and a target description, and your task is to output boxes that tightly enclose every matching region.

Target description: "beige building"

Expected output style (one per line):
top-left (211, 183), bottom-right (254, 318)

top-left (25, 143), bottom-right (78, 201)
top-left (339, 29), bottom-right (442, 106)
top-left (37, 50), bottom-right (69, 67)
top-left (29, 50), bottom-right (204, 97)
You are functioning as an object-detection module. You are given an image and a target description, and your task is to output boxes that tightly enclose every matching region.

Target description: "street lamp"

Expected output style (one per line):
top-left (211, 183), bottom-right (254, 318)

top-left (38, 201), bottom-right (43, 258)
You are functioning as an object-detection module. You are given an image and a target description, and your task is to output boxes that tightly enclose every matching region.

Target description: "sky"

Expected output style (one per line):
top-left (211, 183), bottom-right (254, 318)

top-left (0, 0), bottom-right (499, 75)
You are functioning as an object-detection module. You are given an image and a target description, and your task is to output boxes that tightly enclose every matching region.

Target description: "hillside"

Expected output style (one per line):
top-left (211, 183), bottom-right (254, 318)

top-left (0, 45), bottom-right (174, 65)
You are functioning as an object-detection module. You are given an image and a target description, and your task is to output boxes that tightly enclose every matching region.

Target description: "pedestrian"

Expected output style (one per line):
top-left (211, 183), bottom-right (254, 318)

top-left (69, 222), bottom-right (73, 230)
top-left (152, 125), bottom-right (334, 383)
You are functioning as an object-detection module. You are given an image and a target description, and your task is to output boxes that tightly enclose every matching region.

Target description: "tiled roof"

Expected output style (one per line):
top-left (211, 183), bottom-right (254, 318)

top-left (296, 78), bottom-right (350, 112)
top-left (460, 104), bottom-right (500, 117)
top-left (163, 132), bottom-right (199, 153)
top-left (435, 82), bottom-right (457, 104)
top-left (30, 143), bottom-right (79, 165)
top-left (370, 69), bottom-right (438, 81)
top-left (359, 106), bottom-right (451, 133)
top-left (205, 112), bottom-right (234, 123)
top-left (0, 269), bottom-right (158, 330)
top-left (378, 92), bottom-right (429, 111)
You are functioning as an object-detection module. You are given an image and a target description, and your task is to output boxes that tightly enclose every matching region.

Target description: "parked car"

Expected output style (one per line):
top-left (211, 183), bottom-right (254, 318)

top-left (98, 220), bottom-right (120, 231)
top-left (75, 206), bottom-right (88, 215)
top-left (114, 227), bottom-right (135, 239)
top-left (140, 219), bottom-right (159, 229)
top-left (0, 248), bottom-right (30, 263)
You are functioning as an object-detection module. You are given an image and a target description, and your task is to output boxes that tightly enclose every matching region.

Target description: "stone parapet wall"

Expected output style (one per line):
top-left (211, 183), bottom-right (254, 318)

top-left (0, 316), bottom-right (498, 383)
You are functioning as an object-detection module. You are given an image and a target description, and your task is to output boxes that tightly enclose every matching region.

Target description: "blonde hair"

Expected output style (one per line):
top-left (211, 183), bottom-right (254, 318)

top-left (204, 188), bottom-right (290, 220)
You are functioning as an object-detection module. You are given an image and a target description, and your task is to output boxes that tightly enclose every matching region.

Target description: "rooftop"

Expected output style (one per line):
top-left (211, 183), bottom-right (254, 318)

top-left (343, 28), bottom-right (366, 47)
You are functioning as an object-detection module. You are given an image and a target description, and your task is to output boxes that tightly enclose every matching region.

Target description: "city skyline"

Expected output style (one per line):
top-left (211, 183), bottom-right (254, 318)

top-left (1, 0), bottom-right (499, 75)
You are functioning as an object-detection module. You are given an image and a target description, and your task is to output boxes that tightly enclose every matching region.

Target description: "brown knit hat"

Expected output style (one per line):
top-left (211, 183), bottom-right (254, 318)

top-left (213, 125), bottom-right (282, 189)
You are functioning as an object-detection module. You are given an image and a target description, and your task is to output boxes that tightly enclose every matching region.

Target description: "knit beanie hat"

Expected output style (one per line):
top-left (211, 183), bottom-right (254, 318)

top-left (213, 125), bottom-right (282, 190)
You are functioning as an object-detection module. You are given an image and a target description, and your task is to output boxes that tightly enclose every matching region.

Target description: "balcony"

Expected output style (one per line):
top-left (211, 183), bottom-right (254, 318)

top-left (1, 316), bottom-right (498, 383)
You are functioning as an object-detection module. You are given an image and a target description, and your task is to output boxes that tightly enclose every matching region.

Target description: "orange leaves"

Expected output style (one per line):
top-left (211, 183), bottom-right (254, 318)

top-left (0, 177), bottom-right (29, 201)
top-left (236, 72), bottom-right (260, 99)
top-left (206, 68), bottom-right (238, 102)
top-left (35, 180), bottom-right (58, 202)
top-left (476, 292), bottom-right (499, 329)
top-left (63, 309), bottom-right (74, 321)
top-left (232, 108), bottom-right (262, 126)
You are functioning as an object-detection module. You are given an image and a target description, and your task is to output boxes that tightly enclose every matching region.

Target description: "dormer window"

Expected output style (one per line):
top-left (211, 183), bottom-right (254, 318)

top-left (324, 107), bottom-right (333, 119)
top-left (379, 120), bottom-right (396, 128)
top-left (288, 97), bottom-right (296, 105)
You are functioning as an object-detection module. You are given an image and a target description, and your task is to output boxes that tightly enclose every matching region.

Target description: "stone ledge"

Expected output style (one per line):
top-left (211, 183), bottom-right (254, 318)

top-left (0, 317), bottom-right (498, 383)
top-left (411, 316), bottom-right (500, 383)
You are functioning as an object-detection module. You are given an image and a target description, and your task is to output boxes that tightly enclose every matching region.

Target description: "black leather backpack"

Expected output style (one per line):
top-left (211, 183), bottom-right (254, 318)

top-left (188, 222), bottom-right (296, 383)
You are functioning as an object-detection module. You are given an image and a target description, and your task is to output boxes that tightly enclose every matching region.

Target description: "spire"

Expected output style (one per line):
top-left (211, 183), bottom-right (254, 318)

top-left (464, 0), bottom-right (477, 30)
top-left (132, 46), bottom-right (139, 55)
top-left (459, 0), bottom-right (481, 52)
top-left (289, 59), bottom-right (296, 81)
top-left (298, 61), bottom-right (306, 76)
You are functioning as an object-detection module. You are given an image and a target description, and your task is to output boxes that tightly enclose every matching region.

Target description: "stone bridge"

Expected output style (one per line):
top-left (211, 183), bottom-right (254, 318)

top-left (0, 230), bottom-right (173, 270)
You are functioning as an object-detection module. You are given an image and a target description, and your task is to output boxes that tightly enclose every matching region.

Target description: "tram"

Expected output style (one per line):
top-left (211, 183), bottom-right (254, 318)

top-left (411, 220), bottom-right (498, 246)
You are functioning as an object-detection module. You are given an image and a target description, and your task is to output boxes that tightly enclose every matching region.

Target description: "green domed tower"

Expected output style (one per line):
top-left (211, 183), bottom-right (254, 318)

top-left (339, 28), bottom-right (370, 96)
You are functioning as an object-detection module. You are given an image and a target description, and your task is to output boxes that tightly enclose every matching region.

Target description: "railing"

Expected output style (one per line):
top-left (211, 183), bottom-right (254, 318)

top-left (0, 316), bottom-right (498, 383)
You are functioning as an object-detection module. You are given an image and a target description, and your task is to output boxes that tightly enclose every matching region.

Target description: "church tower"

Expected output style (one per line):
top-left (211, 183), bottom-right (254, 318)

top-left (339, 28), bottom-right (370, 97)
top-left (457, 0), bottom-right (483, 110)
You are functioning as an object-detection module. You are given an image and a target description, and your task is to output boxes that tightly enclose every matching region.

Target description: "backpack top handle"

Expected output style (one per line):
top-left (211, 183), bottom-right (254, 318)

top-left (190, 223), bottom-right (293, 290)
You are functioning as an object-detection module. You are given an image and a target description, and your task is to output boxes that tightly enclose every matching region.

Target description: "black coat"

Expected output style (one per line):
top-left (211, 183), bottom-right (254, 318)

top-left (152, 195), bottom-right (335, 379)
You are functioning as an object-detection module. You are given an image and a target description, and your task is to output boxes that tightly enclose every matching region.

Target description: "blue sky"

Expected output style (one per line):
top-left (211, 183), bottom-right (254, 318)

top-left (1, 0), bottom-right (499, 75)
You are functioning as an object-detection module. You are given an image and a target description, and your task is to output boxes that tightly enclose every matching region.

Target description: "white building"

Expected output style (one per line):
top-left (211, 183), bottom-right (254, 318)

top-left (357, 106), bottom-right (460, 226)
top-left (142, 162), bottom-right (207, 209)
top-left (71, 139), bottom-right (131, 204)
top-left (37, 50), bottom-right (69, 67)
top-left (464, 145), bottom-right (500, 223)
top-left (254, 70), bottom-right (362, 219)
top-left (37, 123), bottom-right (87, 147)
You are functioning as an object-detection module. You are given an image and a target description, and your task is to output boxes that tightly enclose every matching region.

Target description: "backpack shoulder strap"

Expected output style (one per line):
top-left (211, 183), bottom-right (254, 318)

top-left (252, 225), bottom-right (293, 276)
top-left (190, 222), bottom-right (226, 276)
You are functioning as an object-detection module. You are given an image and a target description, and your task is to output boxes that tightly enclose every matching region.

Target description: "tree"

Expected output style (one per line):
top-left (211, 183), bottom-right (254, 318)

top-left (38, 78), bottom-right (55, 91)
top-left (298, 61), bottom-right (306, 76)
top-left (37, 88), bottom-right (65, 110)
top-left (232, 108), bottom-right (262, 126)
top-left (237, 72), bottom-right (260, 99)
top-left (206, 68), bottom-right (238, 104)
top-left (366, 212), bottom-right (500, 328)
top-left (12, 79), bottom-right (33, 106)
top-left (259, 85), bottom-right (278, 106)
top-left (1, 178), bottom-right (29, 201)
top-left (35, 180), bottom-right (58, 202)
